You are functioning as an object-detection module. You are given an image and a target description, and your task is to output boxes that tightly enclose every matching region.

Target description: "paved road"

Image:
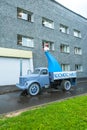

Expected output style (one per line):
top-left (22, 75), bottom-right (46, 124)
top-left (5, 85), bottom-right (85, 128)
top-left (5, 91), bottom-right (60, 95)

top-left (0, 82), bottom-right (87, 114)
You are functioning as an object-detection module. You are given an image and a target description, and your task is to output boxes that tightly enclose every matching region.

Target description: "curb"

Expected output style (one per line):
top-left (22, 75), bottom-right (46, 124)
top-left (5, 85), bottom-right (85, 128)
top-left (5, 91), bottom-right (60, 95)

top-left (0, 89), bottom-right (21, 95)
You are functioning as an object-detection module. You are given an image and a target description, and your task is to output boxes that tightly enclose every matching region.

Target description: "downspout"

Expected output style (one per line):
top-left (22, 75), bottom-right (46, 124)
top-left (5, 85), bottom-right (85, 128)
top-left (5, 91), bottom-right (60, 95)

top-left (20, 59), bottom-right (22, 76)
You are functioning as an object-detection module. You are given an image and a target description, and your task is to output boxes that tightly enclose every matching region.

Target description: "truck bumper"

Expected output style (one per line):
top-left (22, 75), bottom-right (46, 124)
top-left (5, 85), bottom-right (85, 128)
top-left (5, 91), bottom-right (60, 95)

top-left (16, 83), bottom-right (27, 90)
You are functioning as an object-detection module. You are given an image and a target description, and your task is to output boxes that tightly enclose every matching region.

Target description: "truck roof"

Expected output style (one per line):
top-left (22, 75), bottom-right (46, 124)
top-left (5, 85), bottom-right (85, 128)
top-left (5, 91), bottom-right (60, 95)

top-left (35, 67), bottom-right (48, 70)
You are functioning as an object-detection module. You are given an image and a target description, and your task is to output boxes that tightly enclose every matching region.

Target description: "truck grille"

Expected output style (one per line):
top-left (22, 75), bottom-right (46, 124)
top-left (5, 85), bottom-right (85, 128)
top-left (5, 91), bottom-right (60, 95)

top-left (19, 77), bottom-right (27, 86)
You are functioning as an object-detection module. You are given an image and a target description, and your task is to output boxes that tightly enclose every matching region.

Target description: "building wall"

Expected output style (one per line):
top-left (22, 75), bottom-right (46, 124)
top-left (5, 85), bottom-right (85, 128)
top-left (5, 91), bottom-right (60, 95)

top-left (0, 0), bottom-right (87, 78)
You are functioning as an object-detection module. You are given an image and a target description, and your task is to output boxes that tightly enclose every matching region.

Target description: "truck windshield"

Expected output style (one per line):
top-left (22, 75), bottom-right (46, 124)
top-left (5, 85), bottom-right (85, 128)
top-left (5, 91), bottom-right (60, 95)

top-left (32, 69), bottom-right (40, 74)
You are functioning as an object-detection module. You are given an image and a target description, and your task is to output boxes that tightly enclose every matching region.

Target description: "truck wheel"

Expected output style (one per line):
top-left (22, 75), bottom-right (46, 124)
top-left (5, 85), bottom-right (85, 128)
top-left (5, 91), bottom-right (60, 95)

top-left (28, 83), bottom-right (40, 96)
top-left (61, 80), bottom-right (71, 91)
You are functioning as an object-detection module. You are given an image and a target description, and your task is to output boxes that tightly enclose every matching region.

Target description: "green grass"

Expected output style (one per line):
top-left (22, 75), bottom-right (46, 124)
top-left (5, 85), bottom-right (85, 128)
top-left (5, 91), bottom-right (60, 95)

top-left (0, 95), bottom-right (87, 130)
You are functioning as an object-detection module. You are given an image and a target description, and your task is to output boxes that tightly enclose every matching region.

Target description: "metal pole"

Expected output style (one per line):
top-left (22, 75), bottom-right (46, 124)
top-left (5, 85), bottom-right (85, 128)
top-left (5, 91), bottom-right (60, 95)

top-left (20, 59), bottom-right (22, 76)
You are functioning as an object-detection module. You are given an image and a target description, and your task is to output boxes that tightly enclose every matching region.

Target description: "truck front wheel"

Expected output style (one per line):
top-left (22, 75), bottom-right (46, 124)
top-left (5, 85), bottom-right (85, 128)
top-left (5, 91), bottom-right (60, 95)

top-left (61, 80), bottom-right (71, 91)
top-left (28, 83), bottom-right (40, 96)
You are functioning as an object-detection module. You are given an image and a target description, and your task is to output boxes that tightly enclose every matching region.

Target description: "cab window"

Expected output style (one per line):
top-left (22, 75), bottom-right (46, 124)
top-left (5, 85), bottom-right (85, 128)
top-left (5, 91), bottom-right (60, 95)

top-left (40, 69), bottom-right (48, 75)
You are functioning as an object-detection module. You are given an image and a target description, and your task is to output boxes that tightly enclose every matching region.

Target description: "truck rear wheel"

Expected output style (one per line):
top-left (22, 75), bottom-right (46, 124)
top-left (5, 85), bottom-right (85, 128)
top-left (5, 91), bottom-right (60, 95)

top-left (28, 83), bottom-right (40, 96)
top-left (61, 80), bottom-right (71, 91)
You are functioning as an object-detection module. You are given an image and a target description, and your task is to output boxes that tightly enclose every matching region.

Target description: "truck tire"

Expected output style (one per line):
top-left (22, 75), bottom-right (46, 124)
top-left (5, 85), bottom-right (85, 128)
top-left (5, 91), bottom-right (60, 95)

top-left (28, 83), bottom-right (40, 96)
top-left (61, 80), bottom-right (71, 91)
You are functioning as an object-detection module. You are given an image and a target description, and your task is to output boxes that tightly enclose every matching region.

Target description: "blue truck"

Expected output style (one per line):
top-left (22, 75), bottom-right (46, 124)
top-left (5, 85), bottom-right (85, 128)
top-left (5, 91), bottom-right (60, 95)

top-left (16, 47), bottom-right (76, 96)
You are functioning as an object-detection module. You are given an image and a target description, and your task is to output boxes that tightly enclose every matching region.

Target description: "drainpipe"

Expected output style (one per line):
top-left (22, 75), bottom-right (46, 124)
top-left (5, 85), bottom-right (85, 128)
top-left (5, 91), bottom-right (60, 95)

top-left (20, 59), bottom-right (22, 76)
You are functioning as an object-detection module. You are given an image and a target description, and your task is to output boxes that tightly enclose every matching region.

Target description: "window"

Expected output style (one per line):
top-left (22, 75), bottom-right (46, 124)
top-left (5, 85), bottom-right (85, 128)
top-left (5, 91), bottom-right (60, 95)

top-left (75, 64), bottom-right (83, 72)
top-left (42, 40), bottom-right (54, 51)
top-left (74, 47), bottom-right (82, 55)
top-left (42, 18), bottom-right (54, 29)
top-left (17, 8), bottom-right (34, 22)
top-left (40, 69), bottom-right (48, 75)
top-left (60, 44), bottom-right (70, 53)
top-left (17, 35), bottom-right (34, 47)
top-left (61, 64), bottom-right (70, 71)
top-left (60, 24), bottom-right (69, 34)
top-left (73, 30), bottom-right (81, 38)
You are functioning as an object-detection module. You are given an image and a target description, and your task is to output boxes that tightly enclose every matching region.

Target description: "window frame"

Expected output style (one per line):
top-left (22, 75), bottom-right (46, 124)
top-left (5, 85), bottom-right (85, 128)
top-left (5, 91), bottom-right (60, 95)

top-left (17, 7), bottom-right (34, 22)
top-left (61, 64), bottom-right (70, 71)
top-left (74, 47), bottom-right (82, 55)
top-left (42, 17), bottom-right (54, 29)
top-left (73, 29), bottom-right (81, 38)
top-left (60, 44), bottom-right (70, 53)
top-left (42, 40), bottom-right (54, 51)
top-left (75, 64), bottom-right (83, 72)
top-left (17, 34), bottom-right (34, 48)
top-left (59, 24), bottom-right (69, 34)
top-left (40, 69), bottom-right (48, 75)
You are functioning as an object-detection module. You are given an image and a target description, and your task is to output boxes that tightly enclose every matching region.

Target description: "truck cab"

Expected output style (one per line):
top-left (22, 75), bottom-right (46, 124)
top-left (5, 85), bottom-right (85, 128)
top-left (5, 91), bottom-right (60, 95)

top-left (16, 67), bottom-right (50, 96)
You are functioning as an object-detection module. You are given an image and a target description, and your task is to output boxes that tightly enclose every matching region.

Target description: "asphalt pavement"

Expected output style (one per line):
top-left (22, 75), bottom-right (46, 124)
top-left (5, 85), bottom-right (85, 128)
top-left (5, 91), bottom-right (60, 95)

top-left (0, 78), bottom-right (87, 114)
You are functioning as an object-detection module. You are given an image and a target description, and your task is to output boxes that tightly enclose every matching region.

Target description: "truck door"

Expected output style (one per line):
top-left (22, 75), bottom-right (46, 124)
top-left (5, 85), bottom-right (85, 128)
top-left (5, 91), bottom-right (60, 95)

top-left (39, 69), bottom-right (50, 87)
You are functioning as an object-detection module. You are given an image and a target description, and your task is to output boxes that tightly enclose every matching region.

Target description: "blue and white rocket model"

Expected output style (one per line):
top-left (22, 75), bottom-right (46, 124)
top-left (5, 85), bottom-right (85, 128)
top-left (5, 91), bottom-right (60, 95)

top-left (44, 47), bottom-right (62, 72)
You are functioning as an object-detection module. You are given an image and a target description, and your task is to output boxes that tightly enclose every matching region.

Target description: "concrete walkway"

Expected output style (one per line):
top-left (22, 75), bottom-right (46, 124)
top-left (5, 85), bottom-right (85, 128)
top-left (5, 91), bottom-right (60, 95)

top-left (0, 85), bottom-right (20, 95)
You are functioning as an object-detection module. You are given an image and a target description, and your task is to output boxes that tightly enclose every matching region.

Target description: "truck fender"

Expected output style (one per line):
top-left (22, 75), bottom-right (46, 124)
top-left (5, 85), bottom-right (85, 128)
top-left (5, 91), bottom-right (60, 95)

top-left (25, 80), bottom-right (41, 96)
top-left (25, 80), bottom-right (40, 89)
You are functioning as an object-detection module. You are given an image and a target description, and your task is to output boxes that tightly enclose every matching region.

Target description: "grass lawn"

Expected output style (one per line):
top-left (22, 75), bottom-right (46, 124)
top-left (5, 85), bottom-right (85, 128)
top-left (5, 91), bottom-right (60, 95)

top-left (0, 94), bottom-right (87, 130)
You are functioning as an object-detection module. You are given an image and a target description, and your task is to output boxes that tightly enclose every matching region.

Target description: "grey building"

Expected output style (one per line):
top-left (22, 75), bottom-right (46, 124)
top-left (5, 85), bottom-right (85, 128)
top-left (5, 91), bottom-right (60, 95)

top-left (0, 0), bottom-right (87, 85)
